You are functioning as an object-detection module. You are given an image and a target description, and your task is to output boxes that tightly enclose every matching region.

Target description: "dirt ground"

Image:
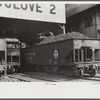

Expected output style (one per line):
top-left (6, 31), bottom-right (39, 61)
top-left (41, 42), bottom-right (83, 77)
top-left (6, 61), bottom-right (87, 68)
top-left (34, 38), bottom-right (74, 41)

top-left (0, 71), bottom-right (100, 82)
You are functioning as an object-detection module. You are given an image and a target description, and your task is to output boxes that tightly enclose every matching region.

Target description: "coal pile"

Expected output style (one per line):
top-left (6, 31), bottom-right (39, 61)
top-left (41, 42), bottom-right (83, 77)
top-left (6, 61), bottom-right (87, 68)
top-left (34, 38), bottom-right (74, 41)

top-left (38, 32), bottom-right (89, 45)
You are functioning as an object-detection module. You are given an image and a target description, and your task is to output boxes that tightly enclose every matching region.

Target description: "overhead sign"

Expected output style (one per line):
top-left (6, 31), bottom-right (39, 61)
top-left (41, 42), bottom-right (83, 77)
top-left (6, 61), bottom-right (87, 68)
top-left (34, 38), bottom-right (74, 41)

top-left (0, 3), bottom-right (66, 23)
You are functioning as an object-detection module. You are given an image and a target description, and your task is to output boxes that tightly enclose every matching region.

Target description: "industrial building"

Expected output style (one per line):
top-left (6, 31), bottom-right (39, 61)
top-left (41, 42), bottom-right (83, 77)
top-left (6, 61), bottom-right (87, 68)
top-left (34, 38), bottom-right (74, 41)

top-left (1, 3), bottom-right (100, 80)
top-left (1, 4), bottom-right (100, 43)
top-left (66, 4), bottom-right (100, 39)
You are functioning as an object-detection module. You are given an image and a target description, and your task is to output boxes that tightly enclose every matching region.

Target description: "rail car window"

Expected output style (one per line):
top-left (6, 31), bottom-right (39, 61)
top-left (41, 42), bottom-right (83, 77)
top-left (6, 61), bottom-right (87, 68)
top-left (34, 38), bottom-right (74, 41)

top-left (12, 56), bottom-right (19, 62)
top-left (7, 56), bottom-right (11, 62)
top-left (86, 48), bottom-right (92, 62)
top-left (74, 47), bottom-right (92, 62)
top-left (7, 44), bottom-right (20, 49)
top-left (75, 49), bottom-right (81, 62)
top-left (94, 49), bottom-right (100, 61)
top-left (75, 49), bottom-right (78, 62)
top-left (82, 47), bottom-right (92, 62)
top-left (0, 51), bottom-right (5, 64)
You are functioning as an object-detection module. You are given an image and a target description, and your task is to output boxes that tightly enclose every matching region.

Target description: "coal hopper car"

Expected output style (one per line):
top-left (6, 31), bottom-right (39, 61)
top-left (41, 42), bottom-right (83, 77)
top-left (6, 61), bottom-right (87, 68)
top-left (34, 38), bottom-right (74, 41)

top-left (21, 32), bottom-right (100, 77)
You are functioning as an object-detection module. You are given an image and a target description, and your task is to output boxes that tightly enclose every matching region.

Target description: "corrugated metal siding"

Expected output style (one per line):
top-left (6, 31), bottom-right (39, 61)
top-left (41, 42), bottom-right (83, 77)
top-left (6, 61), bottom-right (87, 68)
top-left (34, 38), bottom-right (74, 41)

top-left (65, 40), bottom-right (73, 65)
top-left (48, 44), bottom-right (53, 65)
top-left (59, 41), bottom-right (65, 65)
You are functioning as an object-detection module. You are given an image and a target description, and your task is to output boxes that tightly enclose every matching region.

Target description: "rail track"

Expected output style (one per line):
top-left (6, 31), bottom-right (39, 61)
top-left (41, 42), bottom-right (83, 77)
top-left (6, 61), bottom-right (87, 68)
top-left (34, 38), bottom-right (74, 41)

top-left (7, 73), bottom-right (57, 82)
top-left (1, 72), bottom-right (100, 82)
top-left (81, 74), bottom-right (100, 81)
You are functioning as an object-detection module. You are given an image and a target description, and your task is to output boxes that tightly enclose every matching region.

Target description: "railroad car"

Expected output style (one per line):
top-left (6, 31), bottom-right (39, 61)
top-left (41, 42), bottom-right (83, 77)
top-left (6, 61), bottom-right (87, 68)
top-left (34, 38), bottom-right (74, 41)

top-left (7, 38), bottom-right (20, 73)
top-left (21, 32), bottom-right (100, 77)
top-left (0, 38), bottom-right (20, 76)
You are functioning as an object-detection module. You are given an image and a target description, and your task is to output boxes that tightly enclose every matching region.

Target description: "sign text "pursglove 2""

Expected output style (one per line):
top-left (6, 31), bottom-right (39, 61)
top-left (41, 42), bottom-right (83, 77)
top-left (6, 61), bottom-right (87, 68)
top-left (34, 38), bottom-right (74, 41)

top-left (0, 4), bottom-right (56, 15)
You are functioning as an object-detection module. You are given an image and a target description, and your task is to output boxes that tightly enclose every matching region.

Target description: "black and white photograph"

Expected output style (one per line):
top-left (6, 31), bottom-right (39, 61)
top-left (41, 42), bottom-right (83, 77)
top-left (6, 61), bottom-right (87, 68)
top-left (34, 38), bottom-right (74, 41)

top-left (0, 1), bottom-right (100, 99)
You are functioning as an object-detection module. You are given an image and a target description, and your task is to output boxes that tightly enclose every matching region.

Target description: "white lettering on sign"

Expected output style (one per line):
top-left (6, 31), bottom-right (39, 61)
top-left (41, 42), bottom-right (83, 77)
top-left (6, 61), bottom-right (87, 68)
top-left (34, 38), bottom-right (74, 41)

top-left (0, 3), bottom-right (66, 23)
top-left (54, 50), bottom-right (58, 59)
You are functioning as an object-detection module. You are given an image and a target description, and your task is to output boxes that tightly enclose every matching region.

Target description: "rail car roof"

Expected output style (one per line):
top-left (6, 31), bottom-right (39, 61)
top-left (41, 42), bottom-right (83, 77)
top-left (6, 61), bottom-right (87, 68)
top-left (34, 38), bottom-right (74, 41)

top-left (6, 38), bottom-right (20, 44)
top-left (38, 32), bottom-right (90, 45)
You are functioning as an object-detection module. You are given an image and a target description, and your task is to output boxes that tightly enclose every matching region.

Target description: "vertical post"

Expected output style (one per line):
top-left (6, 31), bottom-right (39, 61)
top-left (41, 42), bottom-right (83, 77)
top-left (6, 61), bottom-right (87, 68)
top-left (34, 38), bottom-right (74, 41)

top-left (81, 49), bottom-right (84, 62)
top-left (85, 48), bottom-right (87, 62)
top-left (78, 49), bottom-right (80, 62)
top-left (58, 24), bottom-right (66, 34)
top-left (20, 42), bottom-right (21, 65)
top-left (92, 48), bottom-right (95, 61)
top-left (4, 39), bottom-right (7, 75)
top-left (63, 24), bottom-right (66, 34)
top-left (73, 48), bottom-right (75, 63)
top-left (20, 42), bottom-right (22, 71)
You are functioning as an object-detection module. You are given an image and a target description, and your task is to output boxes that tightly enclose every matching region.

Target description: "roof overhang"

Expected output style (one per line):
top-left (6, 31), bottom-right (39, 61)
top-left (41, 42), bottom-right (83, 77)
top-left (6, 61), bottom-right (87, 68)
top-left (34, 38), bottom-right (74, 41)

top-left (0, 17), bottom-right (63, 44)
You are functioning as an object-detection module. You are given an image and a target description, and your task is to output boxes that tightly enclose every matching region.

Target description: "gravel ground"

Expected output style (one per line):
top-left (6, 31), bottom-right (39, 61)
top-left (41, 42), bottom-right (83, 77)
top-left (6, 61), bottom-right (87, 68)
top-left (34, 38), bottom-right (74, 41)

top-left (22, 71), bottom-right (100, 82)
top-left (0, 76), bottom-right (21, 82)
top-left (0, 71), bottom-right (100, 82)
